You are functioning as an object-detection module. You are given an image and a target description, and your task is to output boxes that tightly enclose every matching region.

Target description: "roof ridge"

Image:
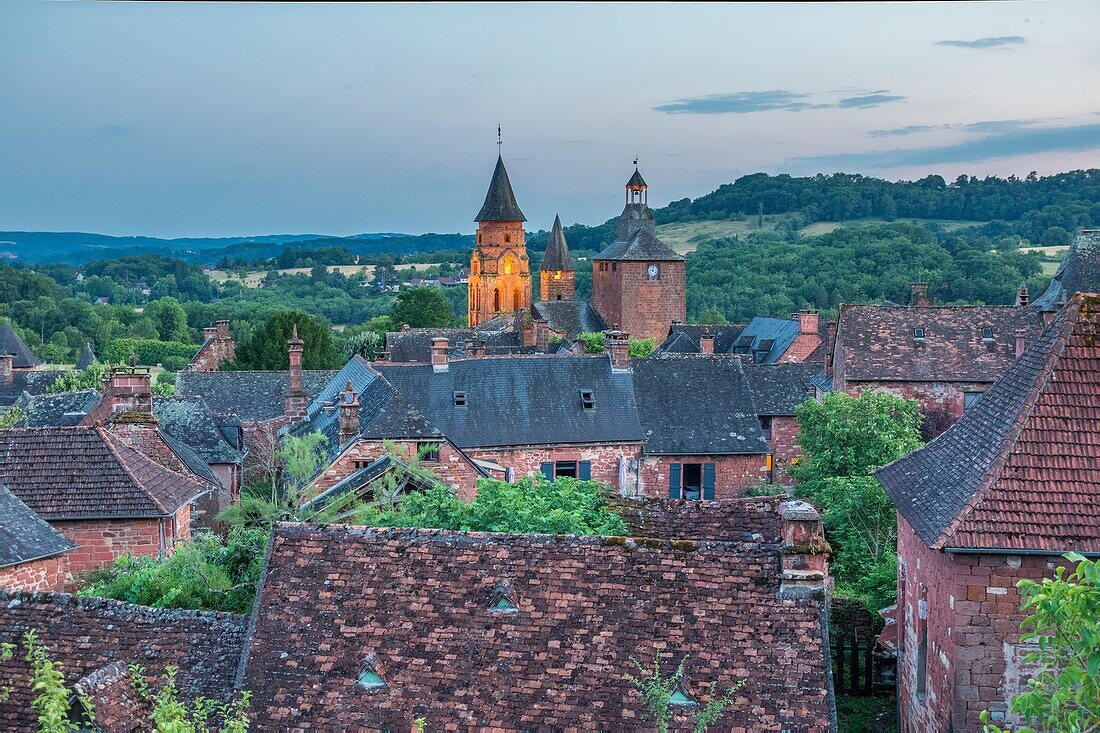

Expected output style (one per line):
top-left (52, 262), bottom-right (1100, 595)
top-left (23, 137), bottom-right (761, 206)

top-left (0, 589), bottom-right (245, 621)
top-left (931, 300), bottom-right (1081, 549)
top-left (99, 426), bottom-right (209, 516)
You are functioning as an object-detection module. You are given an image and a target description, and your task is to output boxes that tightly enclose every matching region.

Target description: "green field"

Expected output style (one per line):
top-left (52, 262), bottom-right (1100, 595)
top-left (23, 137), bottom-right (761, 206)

top-left (208, 262), bottom-right (438, 288)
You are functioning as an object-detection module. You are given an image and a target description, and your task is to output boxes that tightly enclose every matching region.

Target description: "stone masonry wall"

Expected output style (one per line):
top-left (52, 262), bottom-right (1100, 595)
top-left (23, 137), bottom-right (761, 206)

top-left (465, 443), bottom-right (642, 493)
top-left (0, 554), bottom-right (73, 592)
top-left (592, 260), bottom-right (686, 342)
top-left (769, 415), bottom-right (802, 485)
top-left (841, 379), bottom-right (992, 423)
top-left (188, 336), bottom-right (237, 372)
top-left (897, 516), bottom-right (1059, 733)
top-left (313, 439), bottom-right (487, 501)
top-left (50, 514), bottom-right (184, 575)
top-left (637, 454), bottom-right (769, 500)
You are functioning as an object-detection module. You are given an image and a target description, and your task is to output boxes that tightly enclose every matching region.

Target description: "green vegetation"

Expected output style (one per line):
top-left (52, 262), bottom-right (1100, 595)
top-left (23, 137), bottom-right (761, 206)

top-left (575, 331), bottom-right (656, 358)
top-left (389, 286), bottom-right (456, 328)
top-left (793, 391), bottom-right (923, 610)
top-left (835, 695), bottom-right (896, 733)
top-left (624, 654), bottom-right (743, 733)
top-left (981, 554), bottom-right (1100, 733)
top-left (228, 310), bottom-right (343, 370)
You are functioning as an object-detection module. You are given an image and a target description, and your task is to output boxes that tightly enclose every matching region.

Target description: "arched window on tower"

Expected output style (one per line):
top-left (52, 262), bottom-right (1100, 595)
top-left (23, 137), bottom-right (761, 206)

top-left (493, 289), bottom-right (501, 312)
top-left (502, 257), bottom-right (513, 275)
top-left (505, 234), bottom-right (511, 244)
top-left (513, 288), bottom-right (522, 310)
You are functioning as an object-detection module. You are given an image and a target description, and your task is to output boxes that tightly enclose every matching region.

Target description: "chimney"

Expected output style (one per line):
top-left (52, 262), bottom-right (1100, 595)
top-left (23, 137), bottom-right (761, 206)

top-left (535, 320), bottom-right (550, 352)
top-left (401, 323), bottom-right (411, 333)
top-left (777, 500), bottom-right (830, 600)
top-left (0, 354), bottom-right (11, 383)
top-left (202, 327), bottom-right (218, 343)
top-left (824, 320), bottom-right (838, 378)
top-left (431, 336), bottom-right (449, 372)
top-left (797, 309), bottom-right (819, 335)
top-left (468, 337), bottom-right (486, 359)
top-left (1015, 328), bottom-right (1027, 358)
top-left (216, 319), bottom-right (230, 339)
top-left (700, 328), bottom-right (714, 355)
top-left (910, 282), bottom-right (930, 307)
top-left (605, 330), bottom-right (630, 370)
top-left (105, 366), bottom-right (153, 418)
top-left (284, 324), bottom-right (307, 420)
top-left (1015, 283), bottom-right (1030, 307)
top-left (338, 381), bottom-right (360, 443)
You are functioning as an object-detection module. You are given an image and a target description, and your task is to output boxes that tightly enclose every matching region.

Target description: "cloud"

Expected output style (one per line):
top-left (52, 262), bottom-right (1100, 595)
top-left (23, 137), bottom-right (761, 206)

top-left (653, 90), bottom-right (821, 114)
top-left (838, 93), bottom-right (906, 109)
top-left (868, 125), bottom-right (946, 138)
top-left (935, 36), bottom-right (1026, 50)
top-left (786, 120), bottom-right (1100, 171)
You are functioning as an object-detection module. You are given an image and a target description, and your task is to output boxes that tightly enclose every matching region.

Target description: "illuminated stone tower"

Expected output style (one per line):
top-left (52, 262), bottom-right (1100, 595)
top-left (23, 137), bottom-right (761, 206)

top-left (468, 155), bottom-right (531, 327)
top-left (539, 215), bottom-right (575, 301)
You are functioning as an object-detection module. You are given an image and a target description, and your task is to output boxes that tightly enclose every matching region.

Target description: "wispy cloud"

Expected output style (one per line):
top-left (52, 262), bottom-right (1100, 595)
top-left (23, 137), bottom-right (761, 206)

top-left (653, 90), bottom-right (820, 114)
top-left (838, 93), bottom-right (906, 109)
top-left (935, 36), bottom-right (1026, 50)
top-left (653, 88), bottom-right (904, 115)
top-left (868, 125), bottom-right (946, 138)
top-left (786, 120), bottom-right (1100, 171)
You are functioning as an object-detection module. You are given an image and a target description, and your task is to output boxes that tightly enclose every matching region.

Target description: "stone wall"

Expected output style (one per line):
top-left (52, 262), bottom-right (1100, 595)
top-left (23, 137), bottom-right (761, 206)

top-left (769, 415), bottom-right (802, 484)
top-left (592, 259), bottom-right (686, 342)
top-left (188, 334), bottom-right (236, 372)
top-left (0, 554), bottom-right (73, 592)
top-left (839, 379), bottom-right (991, 425)
top-left (50, 511), bottom-right (186, 575)
top-left (609, 494), bottom-right (784, 543)
top-left (897, 516), bottom-right (1057, 733)
top-left (465, 443), bottom-right (642, 493)
top-left (312, 439), bottom-right (488, 501)
top-left (637, 453), bottom-right (768, 499)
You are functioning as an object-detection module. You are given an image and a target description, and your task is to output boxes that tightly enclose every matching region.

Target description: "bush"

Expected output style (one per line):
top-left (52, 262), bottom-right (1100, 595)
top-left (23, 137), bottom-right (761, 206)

top-left (161, 355), bottom-right (189, 372)
top-left (102, 338), bottom-right (197, 366)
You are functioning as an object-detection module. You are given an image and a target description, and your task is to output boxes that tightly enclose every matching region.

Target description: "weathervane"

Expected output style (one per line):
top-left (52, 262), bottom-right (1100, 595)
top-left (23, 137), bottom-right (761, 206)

top-left (634, 157), bottom-right (638, 168)
top-left (497, 125), bottom-right (502, 155)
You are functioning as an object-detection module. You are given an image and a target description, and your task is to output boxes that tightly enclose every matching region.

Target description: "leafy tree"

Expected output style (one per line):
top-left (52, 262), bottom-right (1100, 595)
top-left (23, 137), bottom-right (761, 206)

top-left (129, 665), bottom-right (251, 733)
top-left (793, 391), bottom-right (923, 609)
top-left (46, 362), bottom-right (110, 394)
top-left (0, 405), bottom-right (28, 428)
top-left (574, 332), bottom-right (655, 358)
top-left (390, 287), bottom-right (454, 328)
top-left (229, 310), bottom-right (342, 370)
top-left (981, 553), bottom-right (1100, 733)
top-left (143, 297), bottom-right (191, 342)
top-left (1040, 226), bottom-right (1072, 247)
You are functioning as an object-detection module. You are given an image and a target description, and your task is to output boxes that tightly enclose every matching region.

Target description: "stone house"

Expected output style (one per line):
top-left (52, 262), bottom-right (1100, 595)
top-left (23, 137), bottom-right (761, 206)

top-left (184, 319), bottom-right (236, 372)
top-left (742, 361), bottom-right (829, 483)
top-left (830, 282), bottom-right (1047, 434)
top-left (657, 311), bottom-right (825, 364)
top-left (875, 293), bottom-right (1098, 732)
top-left (0, 486), bottom-right (76, 592)
top-left (0, 321), bottom-right (66, 408)
top-left (236, 497), bottom-right (835, 730)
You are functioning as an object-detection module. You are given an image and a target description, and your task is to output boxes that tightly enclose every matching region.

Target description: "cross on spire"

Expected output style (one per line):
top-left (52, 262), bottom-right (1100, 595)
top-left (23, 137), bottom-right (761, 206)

top-left (497, 125), bottom-right (502, 155)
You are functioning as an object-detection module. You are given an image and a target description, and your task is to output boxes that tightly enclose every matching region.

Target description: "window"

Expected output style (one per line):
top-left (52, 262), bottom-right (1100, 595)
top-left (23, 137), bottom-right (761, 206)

top-left (556, 294), bottom-right (563, 301)
top-left (417, 442), bottom-right (441, 462)
top-left (493, 289), bottom-right (501, 311)
top-left (760, 416), bottom-right (773, 440)
top-left (357, 666), bottom-right (385, 690)
top-left (540, 460), bottom-right (592, 481)
top-left (489, 584), bottom-right (519, 613)
top-left (353, 459), bottom-right (373, 470)
top-left (669, 462), bottom-right (716, 500)
top-left (554, 460), bottom-right (578, 478)
top-left (453, 390), bottom-right (467, 407)
top-left (669, 684), bottom-right (698, 707)
top-left (611, 262), bottom-right (617, 272)
top-left (503, 256), bottom-right (513, 274)
top-left (913, 327), bottom-right (926, 340)
top-left (964, 391), bottom-right (984, 411)
top-left (513, 288), bottom-right (522, 309)
top-left (980, 326), bottom-right (994, 341)
top-left (504, 234), bottom-right (511, 244)
top-left (579, 389), bottom-right (596, 410)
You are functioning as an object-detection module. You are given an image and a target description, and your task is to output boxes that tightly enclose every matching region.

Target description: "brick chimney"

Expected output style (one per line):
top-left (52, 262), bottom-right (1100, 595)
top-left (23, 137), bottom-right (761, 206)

top-left (284, 324), bottom-right (308, 421)
top-left (700, 328), bottom-right (714, 355)
top-left (1015, 283), bottom-right (1030, 307)
top-left (338, 381), bottom-right (360, 443)
top-left (202, 327), bottom-right (218, 343)
top-left (1015, 328), bottom-right (1027, 358)
top-left (910, 282), bottom-right (930, 307)
top-left (777, 500), bottom-right (830, 600)
top-left (431, 336), bottom-right (449, 373)
top-left (797, 310), bottom-right (819, 335)
top-left (535, 320), bottom-right (550, 352)
top-left (824, 320), bottom-right (838, 378)
top-left (605, 330), bottom-right (630, 370)
top-left (216, 319), bottom-right (230, 339)
top-left (0, 354), bottom-right (11, 384)
top-left (468, 338), bottom-right (486, 359)
top-left (105, 366), bottom-right (154, 418)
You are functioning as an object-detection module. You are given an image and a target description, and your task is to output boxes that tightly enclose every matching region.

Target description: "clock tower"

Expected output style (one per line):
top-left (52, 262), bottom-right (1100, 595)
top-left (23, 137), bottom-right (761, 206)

top-left (468, 154), bottom-right (532, 327)
top-left (590, 166), bottom-right (686, 342)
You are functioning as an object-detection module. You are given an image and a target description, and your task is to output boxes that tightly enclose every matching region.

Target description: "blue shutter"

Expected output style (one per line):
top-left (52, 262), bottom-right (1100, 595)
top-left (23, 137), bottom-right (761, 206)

top-left (702, 463), bottom-right (716, 500)
top-left (540, 462), bottom-right (554, 481)
top-left (578, 461), bottom-right (592, 481)
top-left (669, 463), bottom-right (682, 499)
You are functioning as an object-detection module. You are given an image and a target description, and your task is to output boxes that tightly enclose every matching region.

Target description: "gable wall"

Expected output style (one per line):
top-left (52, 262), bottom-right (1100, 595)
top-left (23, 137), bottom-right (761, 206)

top-left (49, 507), bottom-right (188, 574)
top-left (637, 453), bottom-right (768, 499)
top-left (313, 439), bottom-right (485, 501)
top-left (0, 554), bottom-right (72, 592)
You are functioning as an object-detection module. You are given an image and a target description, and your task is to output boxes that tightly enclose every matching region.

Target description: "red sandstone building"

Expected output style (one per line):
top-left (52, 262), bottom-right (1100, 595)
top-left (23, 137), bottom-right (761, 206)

top-left (0, 486), bottom-right (76, 592)
top-left (876, 293), bottom-right (1098, 733)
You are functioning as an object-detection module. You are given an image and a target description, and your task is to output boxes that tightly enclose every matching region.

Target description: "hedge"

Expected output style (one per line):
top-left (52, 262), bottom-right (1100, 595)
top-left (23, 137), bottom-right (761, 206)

top-left (103, 338), bottom-right (197, 366)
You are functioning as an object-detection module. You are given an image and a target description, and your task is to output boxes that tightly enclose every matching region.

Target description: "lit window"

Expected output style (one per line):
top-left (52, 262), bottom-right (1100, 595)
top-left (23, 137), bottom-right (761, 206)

top-left (357, 666), bottom-right (385, 690)
top-left (453, 390), bottom-right (467, 407)
top-left (553, 270), bottom-right (562, 280)
top-left (913, 327), bottom-right (926, 340)
top-left (502, 257), bottom-right (513, 274)
top-left (580, 390), bottom-right (596, 410)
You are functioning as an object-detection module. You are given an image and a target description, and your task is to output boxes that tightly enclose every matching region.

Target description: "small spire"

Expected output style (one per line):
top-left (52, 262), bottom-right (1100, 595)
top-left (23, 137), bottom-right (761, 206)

top-left (289, 323), bottom-right (303, 345)
top-left (541, 215), bottom-right (574, 272)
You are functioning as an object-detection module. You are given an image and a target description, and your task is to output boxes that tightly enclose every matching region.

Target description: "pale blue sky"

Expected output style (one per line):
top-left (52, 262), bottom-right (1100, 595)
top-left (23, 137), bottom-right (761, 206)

top-left (1, 1), bottom-right (1098, 237)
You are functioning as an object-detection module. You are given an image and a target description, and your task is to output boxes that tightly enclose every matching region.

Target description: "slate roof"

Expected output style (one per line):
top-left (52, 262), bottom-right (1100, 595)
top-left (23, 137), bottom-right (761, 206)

top-left (75, 344), bottom-right (97, 371)
top-left (0, 321), bottom-right (42, 368)
top-left (0, 426), bottom-right (211, 519)
top-left (834, 303), bottom-right (1048, 382)
top-left (1033, 229), bottom-right (1100, 311)
top-left (175, 369), bottom-right (337, 422)
top-left (384, 328), bottom-right (524, 363)
top-left (531, 299), bottom-right (607, 338)
top-left (626, 167), bottom-right (647, 188)
top-left (0, 591), bottom-right (246, 729)
top-left (656, 324), bottom-right (745, 355)
top-left (0, 370), bottom-right (67, 407)
top-left (238, 523), bottom-right (832, 731)
top-left (540, 215), bottom-right (574, 271)
top-left (153, 396), bottom-right (244, 464)
top-left (0, 485), bottom-right (76, 569)
top-left (475, 155), bottom-right (526, 222)
top-left (376, 356), bottom-right (643, 448)
top-left (594, 226), bottom-right (684, 262)
top-left (743, 362), bottom-right (827, 415)
top-left (18, 389), bottom-right (102, 426)
top-left (655, 320), bottom-right (802, 363)
top-left (631, 355), bottom-right (768, 455)
top-left (876, 294), bottom-right (1100, 552)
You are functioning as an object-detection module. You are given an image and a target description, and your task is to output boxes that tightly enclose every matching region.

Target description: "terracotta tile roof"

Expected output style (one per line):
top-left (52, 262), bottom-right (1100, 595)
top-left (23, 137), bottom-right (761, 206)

top-left (0, 485), bottom-right (75, 568)
top-left (0, 426), bottom-right (210, 519)
top-left (609, 494), bottom-right (784, 543)
top-left (238, 523), bottom-right (832, 730)
top-left (877, 294), bottom-right (1100, 552)
top-left (0, 591), bottom-right (246, 730)
top-left (834, 303), bottom-right (1047, 382)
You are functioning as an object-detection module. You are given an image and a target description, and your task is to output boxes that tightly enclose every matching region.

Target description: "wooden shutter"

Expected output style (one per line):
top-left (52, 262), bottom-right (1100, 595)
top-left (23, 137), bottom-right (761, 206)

top-left (669, 463), bottom-right (682, 499)
top-left (578, 461), bottom-right (592, 480)
top-left (540, 462), bottom-right (554, 480)
top-left (702, 463), bottom-right (716, 500)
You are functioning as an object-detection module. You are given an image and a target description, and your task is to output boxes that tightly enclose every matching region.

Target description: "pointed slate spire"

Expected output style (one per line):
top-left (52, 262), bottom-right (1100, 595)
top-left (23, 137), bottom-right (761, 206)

top-left (75, 344), bottom-right (97, 371)
top-left (475, 156), bottom-right (526, 223)
top-left (0, 320), bottom-right (42, 368)
top-left (540, 215), bottom-right (574, 272)
top-left (627, 167), bottom-right (647, 189)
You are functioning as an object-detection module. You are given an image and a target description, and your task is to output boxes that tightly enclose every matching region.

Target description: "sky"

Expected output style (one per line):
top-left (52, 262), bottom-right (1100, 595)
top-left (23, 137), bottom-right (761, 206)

top-left (1, 1), bottom-right (1098, 238)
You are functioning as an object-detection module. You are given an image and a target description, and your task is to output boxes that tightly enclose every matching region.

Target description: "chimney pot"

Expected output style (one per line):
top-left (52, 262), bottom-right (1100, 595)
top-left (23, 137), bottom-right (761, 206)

top-left (338, 382), bottom-right (360, 442)
top-left (216, 320), bottom-right (230, 339)
top-left (797, 310), bottom-right (820, 336)
top-left (431, 336), bottom-right (449, 372)
top-left (202, 327), bottom-right (217, 343)
top-left (910, 282), bottom-right (930, 307)
top-left (699, 329), bottom-right (715, 355)
top-left (106, 366), bottom-right (153, 417)
top-left (1015, 284), bottom-right (1030, 307)
top-left (535, 320), bottom-right (550, 352)
top-left (0, 354), bottom-right (12, 382)
top-left (605, 330), bottom-right (631, 370)
top-left (1015, 328), bottom-right (1027, 358)
top-left (777, 500), bottom-right (830, 600)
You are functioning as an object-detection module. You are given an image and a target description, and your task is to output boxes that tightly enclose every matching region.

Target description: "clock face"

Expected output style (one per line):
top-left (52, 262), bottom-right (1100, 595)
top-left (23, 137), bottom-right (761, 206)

top-left (647, 264), bottom-right (659, 280)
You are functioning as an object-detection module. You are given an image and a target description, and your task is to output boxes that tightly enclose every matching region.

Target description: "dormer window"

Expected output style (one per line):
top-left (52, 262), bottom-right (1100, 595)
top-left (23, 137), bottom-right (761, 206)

top-left (489, 583), bottom-right (519, 613)
top-left (669, 683), bottom-right (698, 707)
top-left (980, 326), bottom-right (993, 341)
top-left (453, 390), bottom-right (467, 407)
top-left (357, 665), bottom-right (386, 690)
top-left (580, 390), bottom-right (596, 410)
top-left (913, 327), bottom-right (926, 341)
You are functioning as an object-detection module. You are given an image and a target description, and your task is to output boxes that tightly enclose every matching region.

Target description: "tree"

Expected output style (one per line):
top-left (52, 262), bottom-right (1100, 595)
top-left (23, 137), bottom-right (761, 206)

top-left (981, 554), bottom-right (1100, 733)
top-left (144, 297), bottom-right (191, 342)
top-left (46, 362), bottom-right (110, 394)
top-left (390, 287), bottom-right (454, 329)
top-left (230, 310), bottom-right (342, 370)
top-left (793, 391), bottom-right (923, 609)
top-left (1040, 226), bottom-right (1072, 247)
